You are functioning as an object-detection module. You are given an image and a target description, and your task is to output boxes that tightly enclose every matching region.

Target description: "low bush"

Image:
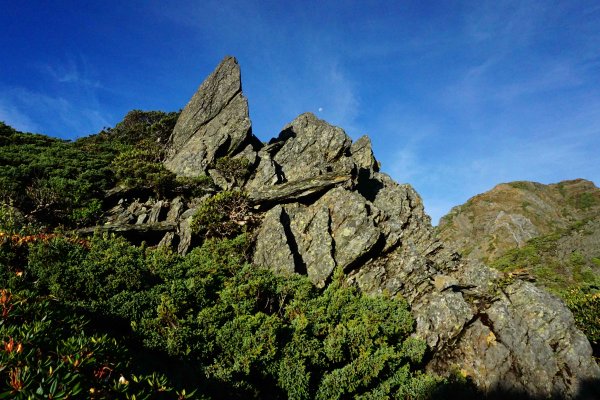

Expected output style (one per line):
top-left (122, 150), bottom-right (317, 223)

top-left (0, 232), bottom-right (450, 398)
top-left (191, 190), bottom-right (256, 238)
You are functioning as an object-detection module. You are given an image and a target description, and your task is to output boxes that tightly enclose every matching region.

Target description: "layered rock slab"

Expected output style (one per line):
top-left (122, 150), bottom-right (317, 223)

top-left (254, 187), bottom-right (380, 287)
top-left (164, 56), bottom-right (258, 177)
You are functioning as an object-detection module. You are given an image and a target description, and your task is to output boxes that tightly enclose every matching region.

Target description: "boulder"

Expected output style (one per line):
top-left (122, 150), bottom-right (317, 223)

top-left (246, 113), bottom-right (356, 191)
top-left (254, 187), bottom-right (381, 287)
top-left (164, 56), bottom-right (260, 177)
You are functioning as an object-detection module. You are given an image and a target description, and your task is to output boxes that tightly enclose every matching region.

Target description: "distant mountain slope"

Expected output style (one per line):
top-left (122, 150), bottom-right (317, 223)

top-left (437, 179), bottom-right (600, 263)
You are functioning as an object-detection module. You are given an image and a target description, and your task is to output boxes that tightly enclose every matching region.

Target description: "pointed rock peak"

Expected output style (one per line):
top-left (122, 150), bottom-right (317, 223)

top-left (164, 56), bottom-right (256, 177)
top-left (351, 135), bottom-right (379, 172)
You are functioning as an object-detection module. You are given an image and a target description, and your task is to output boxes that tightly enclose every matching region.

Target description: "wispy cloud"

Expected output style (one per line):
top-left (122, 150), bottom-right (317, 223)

top-left (0, 86), bottom-right (110, 137)
top-left (0, 54), bottom-right (112, 138)
top-left (0, 99), bottom-right (41, 133)
top-left (41, 56), bottom-right (103, 88)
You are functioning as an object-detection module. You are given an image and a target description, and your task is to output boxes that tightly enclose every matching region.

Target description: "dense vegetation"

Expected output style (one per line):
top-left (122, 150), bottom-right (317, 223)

top-left (0, 228), bottom-right (454, 398)
top-left (0, 119), bottom-right (475, 398)
top-left (0, 111), bottom-right (181, 229)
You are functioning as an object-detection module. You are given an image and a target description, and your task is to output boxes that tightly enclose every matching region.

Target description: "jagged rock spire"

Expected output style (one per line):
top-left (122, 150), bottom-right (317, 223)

top-left (164, 56), bottom-right (257, 177)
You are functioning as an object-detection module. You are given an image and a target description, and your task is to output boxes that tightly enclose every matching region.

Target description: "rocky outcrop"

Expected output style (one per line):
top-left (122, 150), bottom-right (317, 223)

top-left (83, 195), bottom-right (204, 254)
top-left (247, 115), bottom-right (599, 398)
top-left (245, 112), bottom-right (358, 194)
top-left (164, 56), bottom-right (260, 177)
top-left (154, 57), bottom-right (600, 398)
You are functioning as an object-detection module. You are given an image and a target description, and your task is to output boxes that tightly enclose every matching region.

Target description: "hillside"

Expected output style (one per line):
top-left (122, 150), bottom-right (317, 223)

top-left (438, 179), bottom-right (600, 354)
top-left (1, 57), bottom-right (599, 399)
top-left (438, 179), bottom-right (600, 263)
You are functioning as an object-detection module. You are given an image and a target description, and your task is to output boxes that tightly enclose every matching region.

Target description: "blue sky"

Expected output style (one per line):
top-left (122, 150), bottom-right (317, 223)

top-left (2, 1), bottom-right (599, 224)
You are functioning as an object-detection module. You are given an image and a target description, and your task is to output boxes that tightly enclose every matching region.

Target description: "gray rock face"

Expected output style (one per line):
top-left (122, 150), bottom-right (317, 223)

top-left (427, 276), bottom-right (600, 397)
top-left (248, 173), bottom-right (351, 205)
top-left (246, 113), bottom-right (356, 193)
top-left (254, 187), bottom-right (382, 287)
top-left (164, 56), bottom-right (258, 177)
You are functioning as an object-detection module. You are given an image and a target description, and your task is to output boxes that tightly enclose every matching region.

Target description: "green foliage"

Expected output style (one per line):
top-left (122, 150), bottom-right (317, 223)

top-left (0, 202), bottom-right (28, 235)
top-left (214, 156), bottom-right (251, 184)
top-left (112, 146), bottom-right (176, 196)
top-left (571, 192), bottom-right (598, 209)
top-left (0, 231), bottom-right (450, 398)
top-left (0, 111), bottom-right (181, 228)
top-left (191, 190), bottom-right (256, 238)
top-left (0, 123), bottom-right (114, 227)
top-left (0, 288), bottom-right (195, 399)
top-left (105, 110), bottom-right (178, 151)
top-left (507, 181), bottom-right (531, 190)
top-left (490, 228), bottom-right (600, 293)
top-left (562, 287), bottom-right (600, 347)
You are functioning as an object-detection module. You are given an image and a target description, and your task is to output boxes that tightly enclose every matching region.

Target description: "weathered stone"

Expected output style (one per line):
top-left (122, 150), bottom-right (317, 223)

top-left (427, 279), bottom-right (600, 397)
top-left (248, 173), bottom-right (351, 205)
top-left (164, 56), bottom-right (258, 176)
top-left (136, 214), bottom-right (148, 225)
top-left (177, 216), bottom-right (194, 255)
top-left (246, 113), bottom-right (355, 190)
top-left (413, 290), bottom-right (474, 350)
top-left (166, 197), bottom-right (184, 222)
top-left (318, 188), bottom-right (381, 271)
top-left (433, 274), bottom-right (459, 292)
top-left (148, 200), bottom-right (165, 223)
top-left (78, 222), bottom-right (177, 235)
top-left (254, 187), bottom-right (381, 286)
top-left (208, 168), bottom-right (232, 190)
top-left (253, 205), bottom-right (296, 276)
top-left (287, 203), bottom-right (336, 287)
top-left (350, 135), bottom-right (379, 172)
top-left (158, 232), bottom-right (176, 249)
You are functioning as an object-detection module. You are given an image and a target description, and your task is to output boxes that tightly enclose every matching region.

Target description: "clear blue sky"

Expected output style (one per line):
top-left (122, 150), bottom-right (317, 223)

top-left (2, 1), bottom-right (599, 224)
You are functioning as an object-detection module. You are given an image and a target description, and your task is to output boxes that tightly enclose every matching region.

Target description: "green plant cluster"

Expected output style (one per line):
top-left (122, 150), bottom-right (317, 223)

top-left (0, 114), bottom-right (216, 228)
top-left (0, 113), bottom-right (173, 227)
top-left (214, 156), bottom-right (251, 185)
top-left (562, 288), bottom-right (600, 348)
top-left (0, 231), bottom-right (449, 399)
top-left (112, 145), bottom-right (177, 197)
top-left (0, 288), bottom-right (195, 399)
top-left (191, 190), bottom-right (256, 238)
top-left (491, 230), bottom-right (600, 292)
top-left (0, 122), bottom-right (115, 227)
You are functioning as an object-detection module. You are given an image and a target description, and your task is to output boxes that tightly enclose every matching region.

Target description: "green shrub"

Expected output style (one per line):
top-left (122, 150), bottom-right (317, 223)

top-left (562, 287), bottom-right (600, 347)
top-left (191, 190), bottom-right (256, 238)
top-left (112, 147), bottom-right (177, 196)
top-left (214, 156), bottom-right (251, 184)
top-left (0, 288), bottom-right (195, 399)
top-left (2, 228), bottom-right (448, 399)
